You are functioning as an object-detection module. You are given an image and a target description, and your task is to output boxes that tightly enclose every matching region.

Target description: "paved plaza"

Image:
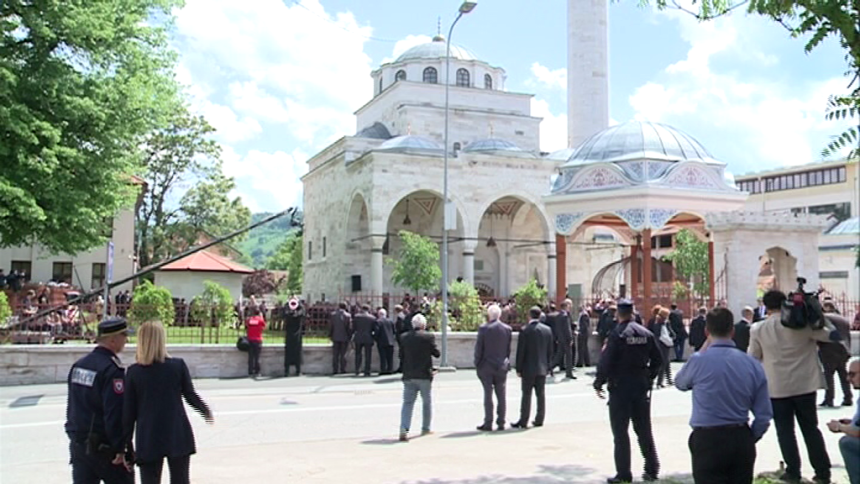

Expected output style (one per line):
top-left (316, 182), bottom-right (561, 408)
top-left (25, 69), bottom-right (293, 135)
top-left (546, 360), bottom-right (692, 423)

top-left (0, 364), bottom-right (853, 483)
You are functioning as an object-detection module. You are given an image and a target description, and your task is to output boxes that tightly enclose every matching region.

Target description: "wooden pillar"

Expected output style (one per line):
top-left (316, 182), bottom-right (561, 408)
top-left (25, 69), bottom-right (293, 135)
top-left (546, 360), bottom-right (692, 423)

top-left (708, 240), bottom-right (716, 306)
top-left (555, 233), bottom-right (566, 303)
top-left (642, 229), bottom-right (653, 316)
top-left (630, 242), bottom-right (640, 300)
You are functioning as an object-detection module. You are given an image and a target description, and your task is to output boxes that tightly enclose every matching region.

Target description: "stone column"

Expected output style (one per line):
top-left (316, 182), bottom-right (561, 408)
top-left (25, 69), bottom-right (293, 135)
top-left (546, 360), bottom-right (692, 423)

top-left (547, 240), bottom-right (557, 301)
top-left (555, 234), bottom-right (567, 303)
top-left (630, 241), bottom-right (640, 300)
top-left (462, 240), bottom-right (477, 285)
top-left (642, 229), bottom-right (653, 315)
top-left (370, 235), bottom-right (386, 296)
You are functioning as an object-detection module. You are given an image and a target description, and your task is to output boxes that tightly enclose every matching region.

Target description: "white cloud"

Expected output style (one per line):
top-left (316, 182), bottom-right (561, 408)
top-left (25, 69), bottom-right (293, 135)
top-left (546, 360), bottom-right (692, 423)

top-left (532, 98), bottom-right (568, 153)
top-left (629, 6), bottom-right (850, 169)
top-left (529, 62), bottom-right (567, 91)
top-left (383, 34), bottom-right (433, 64)
top-left (222, 146), bottom-right (309, 213)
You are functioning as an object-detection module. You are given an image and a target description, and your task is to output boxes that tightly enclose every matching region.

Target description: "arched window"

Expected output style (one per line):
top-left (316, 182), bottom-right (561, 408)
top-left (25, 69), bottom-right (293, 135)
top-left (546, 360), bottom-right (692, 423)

top-left (423, 67), bottom-right (438, 84)
top-left (456, 68), bottom-right (470, 87)
top-left (395, 70), bottom-right (406, 82)
top-left (484, 74), bottom-right (493, 90)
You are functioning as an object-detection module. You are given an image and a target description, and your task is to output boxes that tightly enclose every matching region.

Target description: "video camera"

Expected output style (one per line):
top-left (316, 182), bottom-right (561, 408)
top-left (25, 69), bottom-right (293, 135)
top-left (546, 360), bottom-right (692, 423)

top-left (780, 277), bottom-right (826, 330)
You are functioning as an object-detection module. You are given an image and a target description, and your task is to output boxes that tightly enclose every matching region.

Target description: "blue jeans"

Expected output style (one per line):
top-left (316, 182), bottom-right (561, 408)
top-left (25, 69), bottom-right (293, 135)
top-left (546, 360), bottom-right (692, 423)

top-left (673, 340), bottom-right (685, 361)
top-left (400, 379), bottom-right (432, 433)
top-left (841, 435), bottom-right (860, 484)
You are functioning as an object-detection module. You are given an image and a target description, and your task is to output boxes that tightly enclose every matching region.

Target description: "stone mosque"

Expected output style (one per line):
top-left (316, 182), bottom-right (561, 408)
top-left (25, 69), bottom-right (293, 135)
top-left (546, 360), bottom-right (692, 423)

top-left (301, 0), bottom-right (828, 317)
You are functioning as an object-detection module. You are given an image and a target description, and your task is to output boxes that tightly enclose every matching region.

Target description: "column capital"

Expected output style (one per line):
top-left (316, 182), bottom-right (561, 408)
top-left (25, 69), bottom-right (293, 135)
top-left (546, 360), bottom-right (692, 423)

top-left (461, 239), bottom-right (478, 253)
top-left (370, 234), bottom-right (387, 251)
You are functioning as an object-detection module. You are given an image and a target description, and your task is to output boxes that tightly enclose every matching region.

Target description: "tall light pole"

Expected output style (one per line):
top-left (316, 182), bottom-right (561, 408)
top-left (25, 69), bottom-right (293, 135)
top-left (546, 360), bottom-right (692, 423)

top-left (441, 1), bottom-right (477, 367)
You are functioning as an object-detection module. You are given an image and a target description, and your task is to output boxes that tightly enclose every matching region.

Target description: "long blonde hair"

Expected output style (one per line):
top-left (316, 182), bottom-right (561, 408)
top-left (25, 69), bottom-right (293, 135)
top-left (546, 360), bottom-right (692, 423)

top-left (136, 321), bottom-right (169, 365)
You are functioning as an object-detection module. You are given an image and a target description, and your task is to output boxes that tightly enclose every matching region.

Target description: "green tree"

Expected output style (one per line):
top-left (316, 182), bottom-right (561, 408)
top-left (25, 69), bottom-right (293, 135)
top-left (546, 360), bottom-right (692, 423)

top-left (661, 229), bottom-right (710, 297)
top-left (0, 0), bottom-right (183, 253)
top-left (266, 232), bottom-right (302, 294)
top-left (136, 111), bottom-right (251, 268)
top-left (190, 280), bottom-right (235, 328)
top-left (127, 280), bottom-right (175, 326)
top-left (388, 231), bottom-right (442, 294)
top-left (512, 279), bottom-right (547, 323)
top-left (631, 0), bottom-right (860, 158)
top-left (0, 292), bottom-right (11, 324)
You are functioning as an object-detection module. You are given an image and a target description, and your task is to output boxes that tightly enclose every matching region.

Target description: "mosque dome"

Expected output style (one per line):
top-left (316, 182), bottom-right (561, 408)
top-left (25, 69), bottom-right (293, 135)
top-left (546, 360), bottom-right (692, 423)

top-left (356, 122), bottom-right (393, 140)
top-left (545, 148), bottom-right (577, 161)
top-left (463, 138), bottom-right (524, 153)
top-left (395, 36), bottom-right (479, 63)
top-left (377, 135), bottom-right (443, 153)
top-left (564, 121), bottom-right (715, 166)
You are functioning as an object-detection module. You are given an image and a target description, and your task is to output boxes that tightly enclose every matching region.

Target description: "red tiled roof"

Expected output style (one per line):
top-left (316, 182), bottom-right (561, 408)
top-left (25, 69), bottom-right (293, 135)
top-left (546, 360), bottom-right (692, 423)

top-left (159, 250), bottom-right (254, 274)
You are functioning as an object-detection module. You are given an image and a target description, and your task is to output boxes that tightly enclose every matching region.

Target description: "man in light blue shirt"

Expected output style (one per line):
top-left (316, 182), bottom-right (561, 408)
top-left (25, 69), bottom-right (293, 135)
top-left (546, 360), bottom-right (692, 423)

top-left (675, 307), bottom-right (772, 484)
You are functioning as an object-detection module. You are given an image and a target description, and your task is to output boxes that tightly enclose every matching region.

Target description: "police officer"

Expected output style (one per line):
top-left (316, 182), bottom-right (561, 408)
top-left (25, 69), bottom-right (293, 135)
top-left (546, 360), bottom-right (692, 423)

top-left (594, 300), bottom-right (662, 483)
top-left (65, 317), bottom-right (134, 484)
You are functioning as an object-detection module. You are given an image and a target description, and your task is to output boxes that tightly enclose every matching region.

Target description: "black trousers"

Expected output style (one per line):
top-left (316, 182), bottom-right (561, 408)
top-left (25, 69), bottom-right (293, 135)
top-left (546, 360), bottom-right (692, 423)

top-left (138, 454), bottom-right (191, 484)
top-left (332, 341), bottom-right (348, 374)
top-left (823, 361), bottom-right (852, 405)
top-left (355, 343), bottom-right (373, 375)
top-left (689, 426), bottom-right (756, 484)
top-left (478, 367), bottom-right (507, 427)
top-left (70, 441), bottom-right (134, 484)
top-left (771, 392), bottom-right (831, 480)
top-left (377, 345), bottom-right (394, 374)
top-left (518, 374), bottom-right (547, 426)
top-left (247, 341), bottom-right (262, 375)
top-left (554, 340), bottom-right (573, 375)
top-left (608, 388), bottom-right (660, 480)
top-left (576, 333), bottom-right (590, 366)
top-left (656, 345), bottom-right (673, 386)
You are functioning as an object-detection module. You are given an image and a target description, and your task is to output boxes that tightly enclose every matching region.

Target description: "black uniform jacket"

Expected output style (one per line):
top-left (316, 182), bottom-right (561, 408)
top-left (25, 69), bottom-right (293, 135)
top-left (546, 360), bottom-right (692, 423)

top-left (122, 357), bottom-right (210, 463)
top-left (65, 346), bottom-right (127, 453)
top-left (594, 321), bottom-right (663, 394)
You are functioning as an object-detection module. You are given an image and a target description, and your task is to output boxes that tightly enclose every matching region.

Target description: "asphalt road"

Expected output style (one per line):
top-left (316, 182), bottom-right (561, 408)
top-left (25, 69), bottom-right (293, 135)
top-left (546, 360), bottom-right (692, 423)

top-left (0, 365), bottom-right (853, 483)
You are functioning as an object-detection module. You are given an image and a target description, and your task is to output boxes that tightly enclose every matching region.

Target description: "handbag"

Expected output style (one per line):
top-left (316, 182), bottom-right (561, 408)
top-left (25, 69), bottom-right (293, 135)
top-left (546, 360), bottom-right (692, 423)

top-left (659, 325), bottom-right (674, 347)
top-left (236, 336), bottom-right (250, 352)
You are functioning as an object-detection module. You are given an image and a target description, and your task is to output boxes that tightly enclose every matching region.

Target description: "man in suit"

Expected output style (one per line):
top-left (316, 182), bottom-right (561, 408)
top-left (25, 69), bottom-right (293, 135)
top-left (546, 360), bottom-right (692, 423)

top-left (753, 298), bottom-right (767, 323)
top-left (553, 300), bottom-right (575, 379)
top-left (544, 302), bottom-right (560, 373)
top-left (669, 304), bottom-right (688, 361)
top-left (474, 304), bottom-right (513, 431)
top-left (577, 305), bottom-right (592, 367)
top-left (399, 314), bottom-right (440, 441)
top-left (375, 308), bottom-right (396, 375)
top-left (352, 304), bottom-right (377, 376)
top-left (733, 306), bottom-right (753, 353)
top-left (512, 306), bottom-right (554, 429)
top-left (819, 305), bottom-right (852, 407)
top-left (688, 307), bottom-right (708, 352)
top-left (394, 304), bottom-right (410, 373)
top-left (329, 302), bottom-right (352, 375)
top-left (597, 303), bottom-right (617, 348)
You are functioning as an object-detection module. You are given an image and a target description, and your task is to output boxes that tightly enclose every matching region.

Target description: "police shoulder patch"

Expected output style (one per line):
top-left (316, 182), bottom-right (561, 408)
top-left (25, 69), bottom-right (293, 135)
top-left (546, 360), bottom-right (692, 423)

top-left (113, 378), bottom-right (124, 394)
top-left (71, 367), bottom-right (97, 387)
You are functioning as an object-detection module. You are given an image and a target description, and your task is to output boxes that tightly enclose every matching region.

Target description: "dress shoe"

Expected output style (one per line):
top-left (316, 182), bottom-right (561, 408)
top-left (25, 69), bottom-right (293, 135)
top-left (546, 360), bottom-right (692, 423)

top-left (812, 476), bottom-right (831, 484)
top-left (606, 476), bottom-right (632, 483)
top-left (496, 424), bottom-right (505, 431)
top-left (510, 421), bottom-right (528, 429)
top-left (778, 472), bottom-right (801, 484)
top-left (819, 401), bottom-right (835, 408)
top-left (842, 399), bottom-right (853, 407)
top-left (420, 430), bottom-right (433, 436)
top-left (642, 473), bottom-right (658, 482)
top-left (398, 433), bottom-right (408, 442)
top-left (476, 424), bottom-right (493, 432)
top-left (531, 421), bottom-right (543, 427)
top-left (565, 373), bottom-right (577, 380)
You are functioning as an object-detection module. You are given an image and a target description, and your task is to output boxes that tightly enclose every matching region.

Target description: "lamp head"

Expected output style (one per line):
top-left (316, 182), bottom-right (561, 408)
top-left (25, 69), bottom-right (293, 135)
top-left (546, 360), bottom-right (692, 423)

top-left (459, 1), bottom-right (477, 13)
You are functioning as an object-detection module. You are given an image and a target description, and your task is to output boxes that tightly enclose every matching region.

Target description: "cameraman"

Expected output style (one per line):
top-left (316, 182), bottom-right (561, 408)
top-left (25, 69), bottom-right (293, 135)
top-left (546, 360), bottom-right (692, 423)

top-left (749, 289), bottom-right (843, 484)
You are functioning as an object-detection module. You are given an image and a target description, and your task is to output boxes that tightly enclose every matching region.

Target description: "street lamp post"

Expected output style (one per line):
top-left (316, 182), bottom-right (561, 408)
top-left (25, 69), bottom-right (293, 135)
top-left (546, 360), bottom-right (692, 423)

top-left (441, 1), bottom-right (477, 368)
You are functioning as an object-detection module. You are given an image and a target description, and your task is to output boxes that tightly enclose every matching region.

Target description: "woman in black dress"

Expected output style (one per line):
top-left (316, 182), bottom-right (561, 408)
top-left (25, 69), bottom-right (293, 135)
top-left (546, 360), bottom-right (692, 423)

top-left (123, 321), bottom-right (213, 484)
top-left (283, 297), bottom-right (304, 376)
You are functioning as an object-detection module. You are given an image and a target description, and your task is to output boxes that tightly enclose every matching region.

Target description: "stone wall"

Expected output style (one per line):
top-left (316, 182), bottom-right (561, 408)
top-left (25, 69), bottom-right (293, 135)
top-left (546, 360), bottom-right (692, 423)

top-left (3, 332), bottom-right (859, 386)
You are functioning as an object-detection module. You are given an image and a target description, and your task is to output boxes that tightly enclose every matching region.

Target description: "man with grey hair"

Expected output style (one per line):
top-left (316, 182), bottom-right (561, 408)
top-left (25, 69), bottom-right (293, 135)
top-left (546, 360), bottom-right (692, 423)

top-left (375, 308), bottom-right (396, 375)
top-left (399, 314), bottom-right (440, 441)
top-left (474, 303), bottom-right (512, 431)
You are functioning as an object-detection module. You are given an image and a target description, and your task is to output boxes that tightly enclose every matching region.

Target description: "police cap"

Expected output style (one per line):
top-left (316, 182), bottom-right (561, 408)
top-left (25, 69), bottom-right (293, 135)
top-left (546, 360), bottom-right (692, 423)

top-left (98, 317), bottom-right (132, 337)
top-left (616, 299), bottom-right (634, 311)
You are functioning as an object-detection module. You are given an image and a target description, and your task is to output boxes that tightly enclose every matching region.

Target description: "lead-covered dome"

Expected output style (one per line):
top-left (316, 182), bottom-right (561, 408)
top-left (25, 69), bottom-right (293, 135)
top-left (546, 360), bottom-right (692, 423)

top-left (463, 138), bottom-right (523, 153)
top-left (565, 121), bottom-right (715, 166)
top-left (378, 135), bottom-right (442, 153)
top-left (395, 36), bottom-right (478, 63)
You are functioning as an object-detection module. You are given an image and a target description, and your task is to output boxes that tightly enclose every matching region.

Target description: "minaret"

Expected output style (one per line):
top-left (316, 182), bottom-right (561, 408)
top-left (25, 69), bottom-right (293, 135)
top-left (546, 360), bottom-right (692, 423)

top-left (567, 0), bottom-right (609, 149)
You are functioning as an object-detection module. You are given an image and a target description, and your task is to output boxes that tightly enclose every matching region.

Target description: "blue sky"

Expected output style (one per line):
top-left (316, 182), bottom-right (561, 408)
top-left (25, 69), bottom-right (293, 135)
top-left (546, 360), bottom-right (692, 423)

top-left (171, 0), bottom-right (850, 213)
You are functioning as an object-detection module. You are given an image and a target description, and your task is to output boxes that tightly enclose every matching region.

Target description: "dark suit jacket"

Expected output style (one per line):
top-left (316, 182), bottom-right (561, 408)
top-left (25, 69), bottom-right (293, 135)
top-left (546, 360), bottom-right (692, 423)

top-left (474, 319), bottom-right (512, 371)
top-left (122, 358), bottom-right (210, 463)
top-left (733, 319), bottom-right (751, 352)
top-left (516, 320), bottom-right (554, 377)
top-left (753, 306), bottom-right (767, 322)
top-left (556, 310), bottom-right (573, 342)
top-left (353, 312), bottom-right (376, 345)
top-left (819, 313), bottom-right (851, 367)
top-left (669, 309), bottom-right (687, 340)
top-left (578, 312), bottom-right (591, 335)
top-left (329, 309), bottom-right (352, 343)
top-left (401, 331), bottom-right (440, 380)
top-left (375, 317), bottom-right (396, 347)
top-left (544, 311), bottom-right (560, 342)
top-left (689, 316), bottom-right (707, 349)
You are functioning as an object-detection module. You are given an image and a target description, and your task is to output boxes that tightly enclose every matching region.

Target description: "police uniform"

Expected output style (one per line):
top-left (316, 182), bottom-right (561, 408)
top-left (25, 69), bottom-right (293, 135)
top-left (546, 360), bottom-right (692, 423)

top-left (65, 318), bottom-right (134, 484)
top-left (594, 300), bottom-right (662, 483)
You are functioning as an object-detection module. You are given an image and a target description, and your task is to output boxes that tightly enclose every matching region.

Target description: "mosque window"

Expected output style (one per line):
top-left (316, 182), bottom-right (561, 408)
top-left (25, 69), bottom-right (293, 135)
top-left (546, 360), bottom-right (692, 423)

top-left (323, 237), bottom-right (327, 258)
top-left (484, 73), bottom-right (493, 90)
top-left (308, 241), bottom-right (313, 261)
top-left (395, 70), bottom-right (406, 82)
top-left (456, 68), bottom-right (470, 87)
top-left (423, 67), bottom-right (438, 84)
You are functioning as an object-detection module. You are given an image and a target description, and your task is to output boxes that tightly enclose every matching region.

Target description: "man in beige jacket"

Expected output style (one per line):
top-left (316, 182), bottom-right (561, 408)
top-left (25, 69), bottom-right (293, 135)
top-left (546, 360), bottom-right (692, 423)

top-left (749, 290), bottom-right (843, 484)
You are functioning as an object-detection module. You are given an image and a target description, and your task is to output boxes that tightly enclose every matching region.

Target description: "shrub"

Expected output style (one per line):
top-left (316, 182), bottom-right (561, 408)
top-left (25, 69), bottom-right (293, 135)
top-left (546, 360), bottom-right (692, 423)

top-left (191, 281), bottom-right (235, 328)
top-left (0, 292), bottom-right (11, 324)
top-left (447, 280), bottom-right (485, 331)
top-left (512, 278), bottom-right (547, 323)
top-left (128, 280), bottom-right (175, 327)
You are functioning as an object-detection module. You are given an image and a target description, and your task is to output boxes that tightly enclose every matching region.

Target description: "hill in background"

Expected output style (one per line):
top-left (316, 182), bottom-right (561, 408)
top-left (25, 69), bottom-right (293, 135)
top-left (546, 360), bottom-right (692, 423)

top-left (237, 211), bottom-right (301, 268)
